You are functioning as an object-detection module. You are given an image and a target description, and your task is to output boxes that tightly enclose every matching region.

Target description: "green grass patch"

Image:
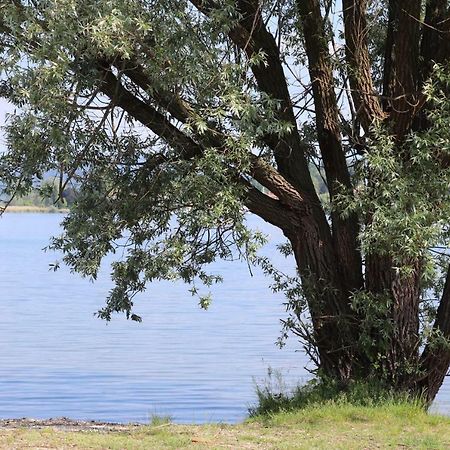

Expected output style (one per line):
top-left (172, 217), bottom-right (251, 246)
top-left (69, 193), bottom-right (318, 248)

top-left (1, 403), bottom-right (449, 449)
top-left (250, 369), bottom-right (426, 417)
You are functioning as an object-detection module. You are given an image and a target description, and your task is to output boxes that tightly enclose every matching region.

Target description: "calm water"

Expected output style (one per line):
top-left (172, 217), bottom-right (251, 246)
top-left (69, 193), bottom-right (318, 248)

top-left (0, 213), bottom-right (449, 423)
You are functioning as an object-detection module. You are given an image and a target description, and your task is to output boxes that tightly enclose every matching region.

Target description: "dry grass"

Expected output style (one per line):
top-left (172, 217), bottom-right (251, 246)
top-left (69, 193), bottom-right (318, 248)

top-left (1, 403), bottom-right (449, 449)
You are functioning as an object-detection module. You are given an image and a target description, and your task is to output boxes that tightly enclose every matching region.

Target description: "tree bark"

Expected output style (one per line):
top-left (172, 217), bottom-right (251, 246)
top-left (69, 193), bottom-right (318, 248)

top-left (417, 266), bottom-right (450, 403)
top-left (298, 0), bottom-right (363, 296)
top-left (383, 0), bottom-right (422, 139)
top-left (342, 0), bottom-right (385, 132)
top-left (288, 221), bottom-right (360, 381)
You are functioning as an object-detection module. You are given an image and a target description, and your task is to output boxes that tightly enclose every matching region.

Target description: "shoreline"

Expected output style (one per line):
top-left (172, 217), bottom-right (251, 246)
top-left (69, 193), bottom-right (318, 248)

top-left (2, 205), bottom-right (69, 213)
top-left (0, 418), bottom-right (141, 432)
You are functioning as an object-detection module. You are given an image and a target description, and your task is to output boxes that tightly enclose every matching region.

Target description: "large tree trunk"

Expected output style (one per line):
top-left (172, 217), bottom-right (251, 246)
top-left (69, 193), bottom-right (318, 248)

top-left (289, 231), bottom-right (357, 381)
top-left (365, 255), bottom-right (422, 388)
top-left (417, 267), bottom-right (450, 403)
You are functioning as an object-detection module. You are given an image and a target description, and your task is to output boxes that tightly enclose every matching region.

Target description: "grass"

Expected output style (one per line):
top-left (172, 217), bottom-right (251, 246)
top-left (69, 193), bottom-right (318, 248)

top-left (249, 370), bottom-right (424, 417)
top-left (1, 402), bottom-right (449, 449)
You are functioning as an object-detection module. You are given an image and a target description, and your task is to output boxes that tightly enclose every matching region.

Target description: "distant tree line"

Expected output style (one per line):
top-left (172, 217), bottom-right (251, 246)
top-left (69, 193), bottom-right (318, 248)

top-left (10, 178), bottom-right (77, 209)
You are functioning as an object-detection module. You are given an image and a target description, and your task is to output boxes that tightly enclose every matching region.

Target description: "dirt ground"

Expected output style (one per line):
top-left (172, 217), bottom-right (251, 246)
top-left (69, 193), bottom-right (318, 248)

top-left (0, 418), bottom-right (140, 432)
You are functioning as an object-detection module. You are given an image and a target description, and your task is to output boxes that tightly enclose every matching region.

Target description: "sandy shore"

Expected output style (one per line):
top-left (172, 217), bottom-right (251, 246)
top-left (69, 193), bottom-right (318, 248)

top-left (2, 205), bottom-right (69, 213)
top-left (0, 418), bottom-right (141, 432)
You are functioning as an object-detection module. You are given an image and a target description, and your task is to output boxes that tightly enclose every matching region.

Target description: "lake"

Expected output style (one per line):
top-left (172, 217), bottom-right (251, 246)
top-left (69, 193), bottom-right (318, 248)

top-left (0, 213), bottom-right (449, 423)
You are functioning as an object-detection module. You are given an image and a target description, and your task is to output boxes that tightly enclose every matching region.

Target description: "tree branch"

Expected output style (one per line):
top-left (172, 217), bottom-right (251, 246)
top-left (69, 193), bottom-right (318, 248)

top-left (342, 0), bottom-right (385, 132)
top-left (297, 0), bottom-right (363, 292)
top-left (383, 0), bottom-right (422, 139)
top-left (420, 0), bottom-right (450, 84)
top-left (98, 66), bottom-right (202, 159)
top-left (190, 0), bottom-right (318, 199)
top-left (98, 63), bottom-right (309, 235)
top-left (114, 58), bottom-right (193, 125)
top-left (297, 0), bottom-right (351, 195)
top-left (244, 182), bottom-right (299, 233)
top-left (111, 58), bottom-right (318, 217)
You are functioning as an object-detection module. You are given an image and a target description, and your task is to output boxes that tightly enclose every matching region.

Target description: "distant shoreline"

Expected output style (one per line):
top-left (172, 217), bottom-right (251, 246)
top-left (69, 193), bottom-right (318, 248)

top-left (3, 205), bottom-right (69, 213)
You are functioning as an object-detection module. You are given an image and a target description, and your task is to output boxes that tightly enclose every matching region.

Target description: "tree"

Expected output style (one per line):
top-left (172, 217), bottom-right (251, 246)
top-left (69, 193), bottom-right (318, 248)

top-left (1, 0), bottom-right (450, 404)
